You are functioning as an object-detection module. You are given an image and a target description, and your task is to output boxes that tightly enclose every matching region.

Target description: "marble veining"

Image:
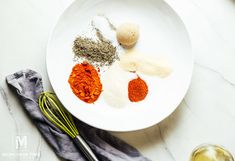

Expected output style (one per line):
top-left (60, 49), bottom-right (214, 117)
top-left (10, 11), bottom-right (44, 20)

top-left (34, 137), bottom-right (42, 161)
top-left (1, 0), bottom-right (235, 160)
top-left (195, 62), bottom-right (235, 87)
top-left (158, 125), bottom-right (176, 161)
top-left (0, 86), bottom-right (20, 161)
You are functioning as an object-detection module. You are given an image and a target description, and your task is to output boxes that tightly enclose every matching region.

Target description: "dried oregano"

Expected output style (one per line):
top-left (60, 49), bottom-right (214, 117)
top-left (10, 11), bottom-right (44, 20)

top-left (73, 36), bottom-right (118, 67)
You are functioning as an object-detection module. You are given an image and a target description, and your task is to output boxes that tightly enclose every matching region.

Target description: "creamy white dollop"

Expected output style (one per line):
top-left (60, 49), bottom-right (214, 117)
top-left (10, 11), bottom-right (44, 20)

top-left (101, 63), bottom-right (133, 108)
top-left (119, 50), bottom-right (172, 78)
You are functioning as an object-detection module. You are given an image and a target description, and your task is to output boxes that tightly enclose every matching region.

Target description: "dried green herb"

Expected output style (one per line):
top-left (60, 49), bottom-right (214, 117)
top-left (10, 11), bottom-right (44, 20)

top-left (73, 36), bottom-right (118, 67)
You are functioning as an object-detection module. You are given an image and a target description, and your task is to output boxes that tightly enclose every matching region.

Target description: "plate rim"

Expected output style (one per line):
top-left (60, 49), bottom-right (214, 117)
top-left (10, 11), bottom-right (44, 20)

top-left (46, 0), bottom-right (194, 132)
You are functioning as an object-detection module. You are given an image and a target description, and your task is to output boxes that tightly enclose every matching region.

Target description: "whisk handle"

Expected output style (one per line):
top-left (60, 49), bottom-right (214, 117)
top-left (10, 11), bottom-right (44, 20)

top-left (73, 135), bottom-right (99, 161)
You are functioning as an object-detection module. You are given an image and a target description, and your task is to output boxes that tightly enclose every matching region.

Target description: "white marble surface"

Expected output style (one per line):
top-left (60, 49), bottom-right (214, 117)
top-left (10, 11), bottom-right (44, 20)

top-left (0, 0), bottom-right (235, 161)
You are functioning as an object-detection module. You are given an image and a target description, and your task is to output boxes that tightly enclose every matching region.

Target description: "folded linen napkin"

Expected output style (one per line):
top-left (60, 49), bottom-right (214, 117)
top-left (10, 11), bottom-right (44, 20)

top-left (6, 69), bottom-right (150, 161)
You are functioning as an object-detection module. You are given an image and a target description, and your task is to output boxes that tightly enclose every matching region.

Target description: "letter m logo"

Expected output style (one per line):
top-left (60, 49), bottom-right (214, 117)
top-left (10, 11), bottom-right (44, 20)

top-left (15, 135), bottom-right (27, 149)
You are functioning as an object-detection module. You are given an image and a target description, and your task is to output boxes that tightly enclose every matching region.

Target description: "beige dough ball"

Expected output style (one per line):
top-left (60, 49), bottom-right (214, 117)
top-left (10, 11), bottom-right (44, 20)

top-left (116, 23), bottom-right (139, 47)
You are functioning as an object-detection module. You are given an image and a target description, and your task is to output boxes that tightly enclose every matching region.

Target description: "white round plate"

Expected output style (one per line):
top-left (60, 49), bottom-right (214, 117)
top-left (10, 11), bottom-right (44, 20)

top-left (47, 0), bottom-right (193, 131)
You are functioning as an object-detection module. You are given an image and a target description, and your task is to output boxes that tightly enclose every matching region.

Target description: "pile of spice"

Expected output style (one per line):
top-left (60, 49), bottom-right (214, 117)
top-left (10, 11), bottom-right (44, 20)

top-left (68, 62), bottom-right (102, 104)
top-left (68, 18), bottom-right (168, 106)
top-left (119, 50), bottom-right (172, 78)
top-left (73, 36), bottom-right (118, 67)
top-left (102, 63), bottom-right (131, 108)
top-left (128, 77), bottom-right (148, 102)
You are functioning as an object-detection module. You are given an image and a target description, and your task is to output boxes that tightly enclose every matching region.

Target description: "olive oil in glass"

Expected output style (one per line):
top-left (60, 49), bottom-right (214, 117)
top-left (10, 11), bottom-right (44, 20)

top-left (190, 144), bottom-right (234, 161)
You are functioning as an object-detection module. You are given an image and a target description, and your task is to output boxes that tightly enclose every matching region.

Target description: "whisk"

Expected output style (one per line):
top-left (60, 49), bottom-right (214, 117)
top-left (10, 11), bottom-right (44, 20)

top-left (39, 92), bottom-right (99, 161)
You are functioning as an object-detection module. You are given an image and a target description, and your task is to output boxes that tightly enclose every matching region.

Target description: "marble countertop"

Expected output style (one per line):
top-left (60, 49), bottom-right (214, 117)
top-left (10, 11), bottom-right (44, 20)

top-left (0, 0), bottom-right (235, 160)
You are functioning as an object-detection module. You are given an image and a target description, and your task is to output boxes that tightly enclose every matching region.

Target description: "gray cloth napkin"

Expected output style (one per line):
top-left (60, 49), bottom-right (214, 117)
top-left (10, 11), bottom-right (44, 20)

top-left (6, 69), bottom-right (150, 161)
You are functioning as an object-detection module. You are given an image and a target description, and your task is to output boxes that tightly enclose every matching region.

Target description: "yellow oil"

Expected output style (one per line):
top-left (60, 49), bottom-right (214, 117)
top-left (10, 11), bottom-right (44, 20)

top-left (190, 145), bottom-right (234, 161)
